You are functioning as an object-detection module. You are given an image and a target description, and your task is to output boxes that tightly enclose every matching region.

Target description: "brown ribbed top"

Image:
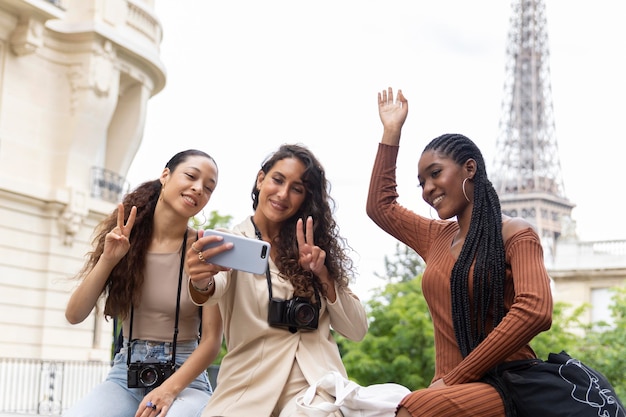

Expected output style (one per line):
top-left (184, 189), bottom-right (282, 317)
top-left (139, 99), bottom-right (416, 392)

top-left (366, 143), bottom-right (552, 385)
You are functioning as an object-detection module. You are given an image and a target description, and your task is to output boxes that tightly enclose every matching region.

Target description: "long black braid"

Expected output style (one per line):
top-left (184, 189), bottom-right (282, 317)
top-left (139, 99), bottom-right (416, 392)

top-left (424, 134), bottom-right (515, 416)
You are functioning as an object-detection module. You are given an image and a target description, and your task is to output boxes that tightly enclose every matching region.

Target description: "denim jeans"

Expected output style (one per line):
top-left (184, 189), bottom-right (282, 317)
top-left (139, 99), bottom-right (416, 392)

top-left (62, 339), bottom-right (212, 417)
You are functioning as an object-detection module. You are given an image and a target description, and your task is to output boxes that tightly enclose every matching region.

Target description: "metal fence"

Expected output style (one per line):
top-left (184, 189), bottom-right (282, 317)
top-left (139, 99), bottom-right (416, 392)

top-left (1, 358), bottom-right (220, 415)
top-left (0, 358), bottom-right (110, 415)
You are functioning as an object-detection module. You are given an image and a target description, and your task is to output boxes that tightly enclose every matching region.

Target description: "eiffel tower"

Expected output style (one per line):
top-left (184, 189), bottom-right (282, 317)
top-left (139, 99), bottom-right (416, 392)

top-left (492, 0), bottom-right (575, 262)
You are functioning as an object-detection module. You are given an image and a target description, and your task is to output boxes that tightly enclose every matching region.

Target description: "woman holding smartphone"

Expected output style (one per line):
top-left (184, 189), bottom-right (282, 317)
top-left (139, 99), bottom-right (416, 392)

top-left (186, 143), bottom-right (368, 417)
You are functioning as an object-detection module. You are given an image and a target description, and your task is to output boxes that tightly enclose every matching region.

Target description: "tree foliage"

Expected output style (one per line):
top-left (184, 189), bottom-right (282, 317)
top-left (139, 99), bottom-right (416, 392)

top-left (528, 287), bottom-right (626, 399)
top-left (529, 301), bottom-right (587, 359)
top-left (375, 242), bottom-right (424, 283)
top-left (338, 243), bottom-right (433, 390)
top-left (191, 210), bottom-right (233, 230)
top-left (337, 276), bottom-right (434, 390)
top-left (574, 287), bottom-right (626, 400)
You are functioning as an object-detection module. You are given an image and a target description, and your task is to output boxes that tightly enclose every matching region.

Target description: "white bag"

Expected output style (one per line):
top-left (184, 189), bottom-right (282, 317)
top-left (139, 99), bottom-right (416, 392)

top-left (295, 371), bottom-right (411, 417)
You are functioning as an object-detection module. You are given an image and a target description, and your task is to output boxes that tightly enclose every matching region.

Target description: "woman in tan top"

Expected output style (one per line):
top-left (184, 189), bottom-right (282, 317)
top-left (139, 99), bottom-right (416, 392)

top-left (367, 88), bottom-right (553, 417)
top-left (64, 150), bottom-right (224, 417)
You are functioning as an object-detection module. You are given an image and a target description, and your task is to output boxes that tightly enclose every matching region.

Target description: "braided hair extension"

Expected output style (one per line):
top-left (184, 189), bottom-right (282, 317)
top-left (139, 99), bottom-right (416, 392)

top-left (424, 134), bottom-right (514, 415)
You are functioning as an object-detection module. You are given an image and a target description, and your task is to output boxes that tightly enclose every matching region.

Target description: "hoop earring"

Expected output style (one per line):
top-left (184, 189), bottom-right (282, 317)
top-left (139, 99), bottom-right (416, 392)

top-left (428, 204), bottom-right (440, 220)
top-left (462, 178), bottom-right (471, 203)
top-left (197, 210), bottom-right (207, 226)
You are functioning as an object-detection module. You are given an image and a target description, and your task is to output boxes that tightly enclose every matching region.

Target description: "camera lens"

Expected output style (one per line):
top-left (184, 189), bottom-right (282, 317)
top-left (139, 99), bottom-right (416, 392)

top-left (139, 366), bottom-right (159, 387)
top-left (293, 303), bottom-right (315, 326)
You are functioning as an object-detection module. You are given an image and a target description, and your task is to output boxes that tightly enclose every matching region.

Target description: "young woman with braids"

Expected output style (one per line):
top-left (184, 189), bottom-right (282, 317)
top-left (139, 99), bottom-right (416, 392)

top-left (64, 150), bottom-right (226, 417)
top-left (367, 88), bottom-right (553, 417)
top-left (186, 143), bottom-right (368, 416)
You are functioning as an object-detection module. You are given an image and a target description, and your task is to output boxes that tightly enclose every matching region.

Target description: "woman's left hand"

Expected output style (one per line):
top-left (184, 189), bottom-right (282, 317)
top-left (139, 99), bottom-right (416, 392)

top-left (296, 216), bottom-right (337, 302)
top-left (186, 229), bottom-right (232, 288)
top-left (296, 216), bottom-right (327, 276)
top-left (135, 386), bottom-right (175, 417)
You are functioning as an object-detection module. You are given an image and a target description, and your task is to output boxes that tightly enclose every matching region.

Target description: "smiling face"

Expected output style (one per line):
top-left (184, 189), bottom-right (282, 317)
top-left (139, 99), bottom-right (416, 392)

top-left (417, 150), bottom-right (473, 220)
top-left (255, 157), bottom-right (307, 226)
top-left (160, 155), bottom-right (218, 218)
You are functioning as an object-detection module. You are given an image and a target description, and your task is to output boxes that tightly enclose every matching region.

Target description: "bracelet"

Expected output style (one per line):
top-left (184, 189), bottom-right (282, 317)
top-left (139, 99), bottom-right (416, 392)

top-left (192, 278), bottom-right (214, 293)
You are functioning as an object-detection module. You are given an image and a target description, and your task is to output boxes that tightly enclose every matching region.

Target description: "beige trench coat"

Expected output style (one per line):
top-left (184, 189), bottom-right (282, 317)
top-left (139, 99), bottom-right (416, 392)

top-left (190, 217), bottom-right (368, 417)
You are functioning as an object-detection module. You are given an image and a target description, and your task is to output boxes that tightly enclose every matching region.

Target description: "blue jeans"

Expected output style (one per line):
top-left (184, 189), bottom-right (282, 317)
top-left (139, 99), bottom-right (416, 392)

top-left (63, 339), bottom-right (212, 417)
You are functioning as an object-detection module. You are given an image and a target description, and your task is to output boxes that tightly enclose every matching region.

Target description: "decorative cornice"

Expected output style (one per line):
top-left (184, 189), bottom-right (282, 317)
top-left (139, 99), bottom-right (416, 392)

top-left (10, 16), bottom-right (45, 55)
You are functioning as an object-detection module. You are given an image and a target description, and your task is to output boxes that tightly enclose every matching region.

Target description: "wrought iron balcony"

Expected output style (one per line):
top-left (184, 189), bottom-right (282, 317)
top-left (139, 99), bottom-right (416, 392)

top-left (90, 167), bottom-right (130, 204)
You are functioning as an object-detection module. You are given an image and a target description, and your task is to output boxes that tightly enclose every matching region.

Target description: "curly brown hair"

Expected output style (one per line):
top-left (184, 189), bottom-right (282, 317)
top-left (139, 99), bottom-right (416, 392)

top-left (76, 149), bottom-right (216, 320)
top-left (251, 144), bottom-right (355, 301)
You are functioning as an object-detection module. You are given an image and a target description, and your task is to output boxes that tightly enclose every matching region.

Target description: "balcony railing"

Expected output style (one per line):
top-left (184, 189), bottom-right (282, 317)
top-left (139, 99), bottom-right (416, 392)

top-left (90, 167), bottom-right (130, 204)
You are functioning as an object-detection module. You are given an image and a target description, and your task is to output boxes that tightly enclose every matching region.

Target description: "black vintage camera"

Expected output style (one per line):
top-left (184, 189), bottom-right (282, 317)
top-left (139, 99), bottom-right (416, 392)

top-left (268, 296), bottom-right (319, 331)
top-left (127, 358), bottom-right (175, 389)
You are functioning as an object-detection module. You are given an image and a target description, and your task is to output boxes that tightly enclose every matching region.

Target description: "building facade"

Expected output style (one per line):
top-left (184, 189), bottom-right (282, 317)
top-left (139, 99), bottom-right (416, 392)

top-left (549, 238), bottom-right (626, 326)
top-left (0, 0), bottom-right (165, 363)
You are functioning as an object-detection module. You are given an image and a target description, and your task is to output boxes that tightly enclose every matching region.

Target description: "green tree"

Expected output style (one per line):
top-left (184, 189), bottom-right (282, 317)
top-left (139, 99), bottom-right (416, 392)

top-left (191, 210), bottom-right (233, 230)
top-left (375, 242), bottom-right (424, 283)
top-left (338, 276), bottom-right (434, 390)
top-left (575, 286), bottom-right (626, 399)
top-left (518, 286), bottom-right (626, 400)
top-left (529, 301), bottom-right (587, 360)
top-left (338, 243), bottom-right (433, 390)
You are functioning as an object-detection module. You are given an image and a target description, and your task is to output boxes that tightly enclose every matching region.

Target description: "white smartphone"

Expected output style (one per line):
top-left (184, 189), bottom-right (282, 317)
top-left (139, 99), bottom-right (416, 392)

top-left (201, 229), bottom-right (271, 275)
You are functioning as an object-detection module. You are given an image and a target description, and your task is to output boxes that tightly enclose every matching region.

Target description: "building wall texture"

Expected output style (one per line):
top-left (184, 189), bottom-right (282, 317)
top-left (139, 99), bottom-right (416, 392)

top-left (0, 0), bottom-right (165, 363)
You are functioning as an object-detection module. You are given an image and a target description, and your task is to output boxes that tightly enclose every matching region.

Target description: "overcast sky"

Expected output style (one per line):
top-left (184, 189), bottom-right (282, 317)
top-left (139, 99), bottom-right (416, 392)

top-left (128, 0), bottom-right (626, 299)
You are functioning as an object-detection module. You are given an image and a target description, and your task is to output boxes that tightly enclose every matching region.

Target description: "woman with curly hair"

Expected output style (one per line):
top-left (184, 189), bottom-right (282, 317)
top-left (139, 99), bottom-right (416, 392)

top-left (64, 149), bottom-right (225, 417)
top-left (187, 143), bottom-right (368, 416)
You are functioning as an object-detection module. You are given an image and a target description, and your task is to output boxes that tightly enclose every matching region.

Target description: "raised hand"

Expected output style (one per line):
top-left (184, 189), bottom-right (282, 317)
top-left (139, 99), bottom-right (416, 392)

top-left (378, 87), bottom-right (408, 132)
top-left (102, 203), bottom-right (137, 263)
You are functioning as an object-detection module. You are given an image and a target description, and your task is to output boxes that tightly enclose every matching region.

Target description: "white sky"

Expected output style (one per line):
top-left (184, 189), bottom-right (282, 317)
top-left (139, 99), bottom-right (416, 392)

top-left (128, 0), bottom-right (626, 299)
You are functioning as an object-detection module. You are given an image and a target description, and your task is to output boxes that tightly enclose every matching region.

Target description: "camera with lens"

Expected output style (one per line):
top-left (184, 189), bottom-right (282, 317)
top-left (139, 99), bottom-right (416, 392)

top-left (268, 296), bottom-right (319, 331)
top-left (127, 358), bottom-right (175, 389)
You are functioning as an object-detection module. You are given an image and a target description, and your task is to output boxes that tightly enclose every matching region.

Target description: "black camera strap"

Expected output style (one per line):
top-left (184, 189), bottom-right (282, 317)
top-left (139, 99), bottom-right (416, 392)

top-left (126, 231), bottom-right (187, 368)
top-left (249, 217), bottom-right (275, 300)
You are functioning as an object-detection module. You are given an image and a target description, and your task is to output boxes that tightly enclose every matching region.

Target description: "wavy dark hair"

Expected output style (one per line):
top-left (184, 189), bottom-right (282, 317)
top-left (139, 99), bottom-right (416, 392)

top-left (251, 144), bottom-right (354, 300)
top-left (76, 149), bottom-right (216, 320)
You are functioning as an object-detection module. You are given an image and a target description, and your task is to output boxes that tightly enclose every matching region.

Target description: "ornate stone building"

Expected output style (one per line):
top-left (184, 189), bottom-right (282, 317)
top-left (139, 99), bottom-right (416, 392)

top-left (549, 238), bottom-right (626, 326)
top-left (0, 0), bottom-right (164, 363)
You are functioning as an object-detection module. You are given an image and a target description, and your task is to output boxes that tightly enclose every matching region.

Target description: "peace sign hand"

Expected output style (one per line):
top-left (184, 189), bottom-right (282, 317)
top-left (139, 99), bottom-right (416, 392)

top-left (296, 216), bottom-right (338, 301)
top-left (296, 216), bottom-right (327, 277)
top-left (102, 203), bottom-right (137, 263)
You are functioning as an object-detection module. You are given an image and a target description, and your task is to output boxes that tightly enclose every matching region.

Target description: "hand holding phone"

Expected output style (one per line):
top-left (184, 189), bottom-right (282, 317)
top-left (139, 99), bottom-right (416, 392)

top-left (201, 229), bottom-right (270, 274)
